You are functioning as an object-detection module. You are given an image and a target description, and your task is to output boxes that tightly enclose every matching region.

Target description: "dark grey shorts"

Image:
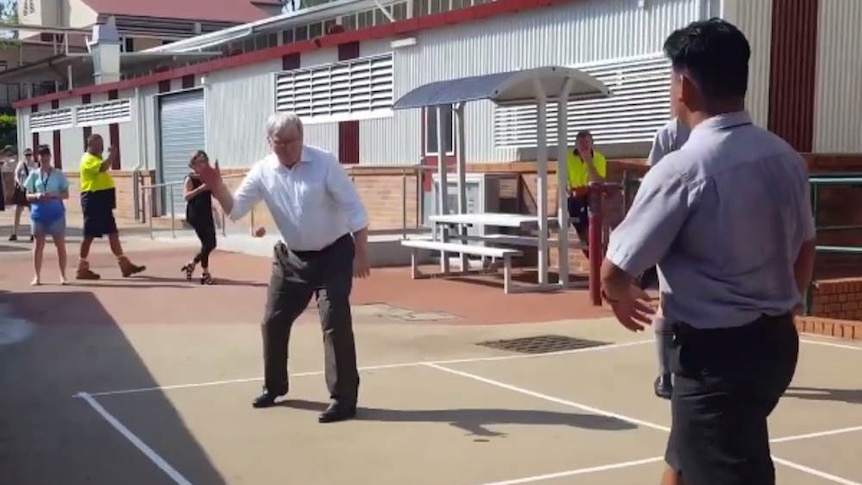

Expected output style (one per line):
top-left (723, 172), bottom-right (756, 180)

top-left (665, 314), bottom-right (799, 485)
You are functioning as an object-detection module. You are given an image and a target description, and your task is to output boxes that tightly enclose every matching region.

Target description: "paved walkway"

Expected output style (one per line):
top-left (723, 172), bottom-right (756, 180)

top-left (1, 211), bottom-right (861, 485)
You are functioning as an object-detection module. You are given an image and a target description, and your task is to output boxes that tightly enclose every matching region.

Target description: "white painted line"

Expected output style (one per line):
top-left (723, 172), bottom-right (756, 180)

top-left (423, 362), bottom-right (670, 432)
top-left (427, 364), bottom-right (862, 485)
top-left (82, 339), bottom-right (651, 397)
top-left (474, 456), bottom-right (664, 485)
top-left (771, 425), bottom-right (862, 443)
top-left (773, 457), bottom-right (862, 485)
top-left (801, 338), bottom-right (862, 351)
top-left (76, 392), bottom-right (194, 485)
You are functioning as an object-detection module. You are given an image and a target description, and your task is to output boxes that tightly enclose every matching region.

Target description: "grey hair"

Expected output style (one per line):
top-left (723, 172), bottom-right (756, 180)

top-left (266, 111), bottom-right (303, 138)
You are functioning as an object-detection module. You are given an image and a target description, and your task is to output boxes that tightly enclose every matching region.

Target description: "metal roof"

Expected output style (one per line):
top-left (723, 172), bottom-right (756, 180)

top-left (393, 66), bottom-right (612, 110)
top-left (0, 51), bottom-right (221, 85)
top-left (143, 0), bottom-right (401, 53)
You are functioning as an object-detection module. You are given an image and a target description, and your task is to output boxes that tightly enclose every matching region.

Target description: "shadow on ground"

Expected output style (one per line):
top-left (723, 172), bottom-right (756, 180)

top-left (785, 386), bottom-right (862, 404)
top-left (0, 289), bottom-right (226, 485)
top-left (278, 398), bottom-right (637, 438)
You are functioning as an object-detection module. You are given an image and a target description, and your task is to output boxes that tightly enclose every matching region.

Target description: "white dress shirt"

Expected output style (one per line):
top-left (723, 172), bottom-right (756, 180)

top-left (229, 145), bottom-right (368, 251)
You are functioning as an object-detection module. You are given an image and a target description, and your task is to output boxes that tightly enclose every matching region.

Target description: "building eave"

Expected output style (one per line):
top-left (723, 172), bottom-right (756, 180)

top-left (13, 0), bottom-right (572, 110)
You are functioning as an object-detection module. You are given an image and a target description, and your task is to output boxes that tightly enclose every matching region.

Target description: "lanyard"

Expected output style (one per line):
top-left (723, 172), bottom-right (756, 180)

top-left (40, 170), bottom-right (52, 191)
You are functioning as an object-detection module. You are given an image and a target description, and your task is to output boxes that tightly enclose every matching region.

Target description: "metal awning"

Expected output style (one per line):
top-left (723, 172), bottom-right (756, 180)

top-left (0, 51), bottom-right (221, 85)
top-left (393, 66), bottom-right (611, 109)
top-left (393, 65), bottom-right (612, 292)
top-left (144, 0), bottom-right (403, 54)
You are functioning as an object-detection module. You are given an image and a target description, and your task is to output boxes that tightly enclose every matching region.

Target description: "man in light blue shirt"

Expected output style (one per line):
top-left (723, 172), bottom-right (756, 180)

top-left (641, 116), bottom-right (691, 400)
top-left (600, 19), bottom-right (815, 485)
top-left (199, 111), bottom-right (370, 424)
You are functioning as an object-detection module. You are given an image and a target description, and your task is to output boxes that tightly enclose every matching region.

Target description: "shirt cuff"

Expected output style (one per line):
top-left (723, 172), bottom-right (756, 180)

top-left (605, 239), bottom-right (642, 277)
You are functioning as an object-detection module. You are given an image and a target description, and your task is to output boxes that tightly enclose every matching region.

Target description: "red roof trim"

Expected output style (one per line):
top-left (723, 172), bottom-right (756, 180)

top-left (13, 0), bottom-right (569, 109)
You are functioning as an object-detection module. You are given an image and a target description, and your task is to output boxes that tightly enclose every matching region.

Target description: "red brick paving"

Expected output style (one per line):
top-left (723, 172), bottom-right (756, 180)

top-left (0, 247), bottom-right (611, 327)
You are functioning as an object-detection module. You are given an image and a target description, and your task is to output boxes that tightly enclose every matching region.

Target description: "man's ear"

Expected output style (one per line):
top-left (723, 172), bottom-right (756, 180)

top-left (679, 73), bottom-right (699, 109)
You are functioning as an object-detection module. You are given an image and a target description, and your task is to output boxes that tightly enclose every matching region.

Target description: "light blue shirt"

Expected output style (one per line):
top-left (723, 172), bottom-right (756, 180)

top-left (647, 118), bottom-right (691, 166)
top-left (24, 167), bottom-right (69, 223)
top-left (607, 111), bottom-right (816, 329)
top-left (229, 145), bottom-right (369, 251)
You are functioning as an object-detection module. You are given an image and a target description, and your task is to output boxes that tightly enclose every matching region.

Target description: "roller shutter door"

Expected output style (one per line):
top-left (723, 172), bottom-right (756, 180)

top-left (158, 89), bottom-right (205, 217)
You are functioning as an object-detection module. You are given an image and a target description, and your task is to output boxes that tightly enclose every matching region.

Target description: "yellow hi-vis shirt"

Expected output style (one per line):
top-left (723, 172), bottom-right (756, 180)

top-left (566, 149), bottom-right (607, 189)
top-left (80, 152), bottom-right (115, 193)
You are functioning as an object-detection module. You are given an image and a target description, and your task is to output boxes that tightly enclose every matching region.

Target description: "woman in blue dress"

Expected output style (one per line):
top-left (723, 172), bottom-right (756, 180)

top-left (24, 145), bottom-right (69, 285)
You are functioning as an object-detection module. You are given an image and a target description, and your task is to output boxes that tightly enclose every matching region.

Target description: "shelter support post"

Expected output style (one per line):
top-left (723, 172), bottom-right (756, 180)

top-left (436, 105), bottom-right (450, 273)
top-left (556, 78), bottom-right (574, 288)
top-left (533, 79), bottom-right (549, 286)
top-left (588, 182), bottom-right (604, 305)
top-left (455, 102), bottom-right (468, 270)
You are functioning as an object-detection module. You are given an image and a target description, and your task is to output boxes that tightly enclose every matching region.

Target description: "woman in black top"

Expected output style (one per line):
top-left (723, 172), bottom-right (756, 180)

top-left (181, 150), bottom-right (217, 284)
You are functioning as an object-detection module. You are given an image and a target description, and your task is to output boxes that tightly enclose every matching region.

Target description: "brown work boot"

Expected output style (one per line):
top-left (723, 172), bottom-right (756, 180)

top-left (118, 256), bottom-right (146, 278)
top-left (76, 261), bottom-right (101, 280)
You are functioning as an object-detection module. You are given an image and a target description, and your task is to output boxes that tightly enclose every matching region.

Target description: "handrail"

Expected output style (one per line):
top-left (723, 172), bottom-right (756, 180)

top-left (138, 163), bottom-right (435, 241)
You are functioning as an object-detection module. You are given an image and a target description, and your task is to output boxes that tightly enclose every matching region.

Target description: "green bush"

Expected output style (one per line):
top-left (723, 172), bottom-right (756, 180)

top-left (0, 113), bottom-right (16, 151)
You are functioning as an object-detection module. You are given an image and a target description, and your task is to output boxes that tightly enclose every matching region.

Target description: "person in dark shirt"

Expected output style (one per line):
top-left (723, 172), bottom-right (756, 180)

top-left (181, 150), bottom-right (218, 285)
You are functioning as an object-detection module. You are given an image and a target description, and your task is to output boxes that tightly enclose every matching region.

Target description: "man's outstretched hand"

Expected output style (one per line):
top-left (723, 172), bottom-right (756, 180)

top-left (605, 285), bottom-right (656, 333)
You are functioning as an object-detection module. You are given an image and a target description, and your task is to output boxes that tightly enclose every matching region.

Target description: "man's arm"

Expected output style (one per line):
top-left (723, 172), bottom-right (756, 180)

top-left (324, 154), bottom-right (369, 247)
top-left (601, 159), bottom-right (696, 300)
top-left (207, 164), bottom-right (263, 221)
top-left (100, 148), bottom-right (118, 172)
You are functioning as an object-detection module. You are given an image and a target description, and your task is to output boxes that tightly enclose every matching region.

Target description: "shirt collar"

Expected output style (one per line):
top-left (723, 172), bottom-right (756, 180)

top-left (690, 110), bottom-right (753, 136)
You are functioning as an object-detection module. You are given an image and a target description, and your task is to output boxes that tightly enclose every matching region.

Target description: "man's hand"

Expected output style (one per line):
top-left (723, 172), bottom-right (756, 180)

top-left (196, 163), bottom-right (223, 188)
top-left (353, 247), bottom-right (371, 279)
top-left (605, 285), bottom-right (655, 332)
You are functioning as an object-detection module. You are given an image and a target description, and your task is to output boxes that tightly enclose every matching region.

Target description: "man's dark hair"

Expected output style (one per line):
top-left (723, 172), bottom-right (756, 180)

top-left (575, 130), bottom-right (592, 140)
top-left (663, 18), bottom-right (751, 100)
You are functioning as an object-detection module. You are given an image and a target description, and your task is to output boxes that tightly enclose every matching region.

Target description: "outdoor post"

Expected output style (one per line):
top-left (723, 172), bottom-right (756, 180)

top-left (436, 105), bottom-right (450, 273)
top-left (533, 79), bottom-right (549, 286)
top-left (556, 77), bottom-right (574, 289)
top-left (455, 102), bottom-right (468, 270)
top-left (588, 182), bottom-right (604, 305)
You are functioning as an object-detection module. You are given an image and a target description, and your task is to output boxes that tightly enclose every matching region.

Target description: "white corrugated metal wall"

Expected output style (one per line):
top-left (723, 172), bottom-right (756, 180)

top-left (204, 60), bottom-right (281, 169)
top-left (720, 0), bottom-right (773, 128)
top-left (359, 0), bottom-right (720, 165)
top-left (813, 0), bottom-right (862, 153)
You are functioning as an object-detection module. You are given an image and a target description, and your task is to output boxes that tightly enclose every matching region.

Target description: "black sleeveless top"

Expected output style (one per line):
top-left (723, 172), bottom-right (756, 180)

top-left (185, 174), bottom-right (213, 222)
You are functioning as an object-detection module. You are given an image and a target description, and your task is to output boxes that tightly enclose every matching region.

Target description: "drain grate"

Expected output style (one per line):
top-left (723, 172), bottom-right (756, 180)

top-left (476, 334), bottom-right (609, 354)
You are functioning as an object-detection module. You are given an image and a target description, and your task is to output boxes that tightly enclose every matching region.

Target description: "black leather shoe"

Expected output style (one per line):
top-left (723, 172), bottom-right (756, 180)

top-left (654, 374), bottom-right (673, 400)
top-left (252, 391), bottom-right (285, 409)
top-left (318, 401), bottom-right (357, 423)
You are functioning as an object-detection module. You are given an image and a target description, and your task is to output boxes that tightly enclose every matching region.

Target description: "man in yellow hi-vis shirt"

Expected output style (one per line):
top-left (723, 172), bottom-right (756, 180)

top-left (566, 130), bottom-right (607, 254)
top-left (76, 134), bottom-right (145, 280)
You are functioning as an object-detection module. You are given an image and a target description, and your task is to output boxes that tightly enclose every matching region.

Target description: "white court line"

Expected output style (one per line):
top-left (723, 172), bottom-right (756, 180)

top-left (801, 338), bottom-right (862, 351)
top-left (773, 457), bottom-right (862, 485)
top-left (771, 425), bottom-right (862, 443)
top-left (475, 456), bottom-right (665, 485)
top-left (424, 362), bottom-right (670, 432)
top-left (76, 392), bottom-right (194, 485)
top-left (82, 339), bottom-right (651, 397)
top-left (426, 363), bottom-right (861, 485)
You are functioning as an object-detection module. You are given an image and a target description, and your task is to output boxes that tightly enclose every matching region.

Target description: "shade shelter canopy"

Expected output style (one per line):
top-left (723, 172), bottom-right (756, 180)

top-left (393, 66), bottom-right (611, 289)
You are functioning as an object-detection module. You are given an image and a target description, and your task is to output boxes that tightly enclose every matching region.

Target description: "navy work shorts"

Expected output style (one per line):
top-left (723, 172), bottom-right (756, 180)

top-left (665, 313), bottom-right (799, 485)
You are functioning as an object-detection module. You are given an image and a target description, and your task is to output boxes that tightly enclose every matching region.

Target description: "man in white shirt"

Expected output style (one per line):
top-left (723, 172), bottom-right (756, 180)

top-left (198, 111), bottom-right (371, 423)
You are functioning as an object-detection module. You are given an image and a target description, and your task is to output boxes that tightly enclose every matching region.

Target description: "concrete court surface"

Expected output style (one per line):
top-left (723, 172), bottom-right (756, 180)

top-left (0, 219), bottom-right (860, 484)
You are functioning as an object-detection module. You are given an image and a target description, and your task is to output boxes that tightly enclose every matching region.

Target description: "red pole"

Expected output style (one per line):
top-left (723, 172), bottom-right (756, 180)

top-left (588, 182), bottom-right (603, 306)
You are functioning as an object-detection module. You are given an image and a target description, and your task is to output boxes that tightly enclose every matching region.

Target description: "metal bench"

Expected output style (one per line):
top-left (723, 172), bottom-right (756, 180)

top-left (399, 239), bottom-right (523, 293)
